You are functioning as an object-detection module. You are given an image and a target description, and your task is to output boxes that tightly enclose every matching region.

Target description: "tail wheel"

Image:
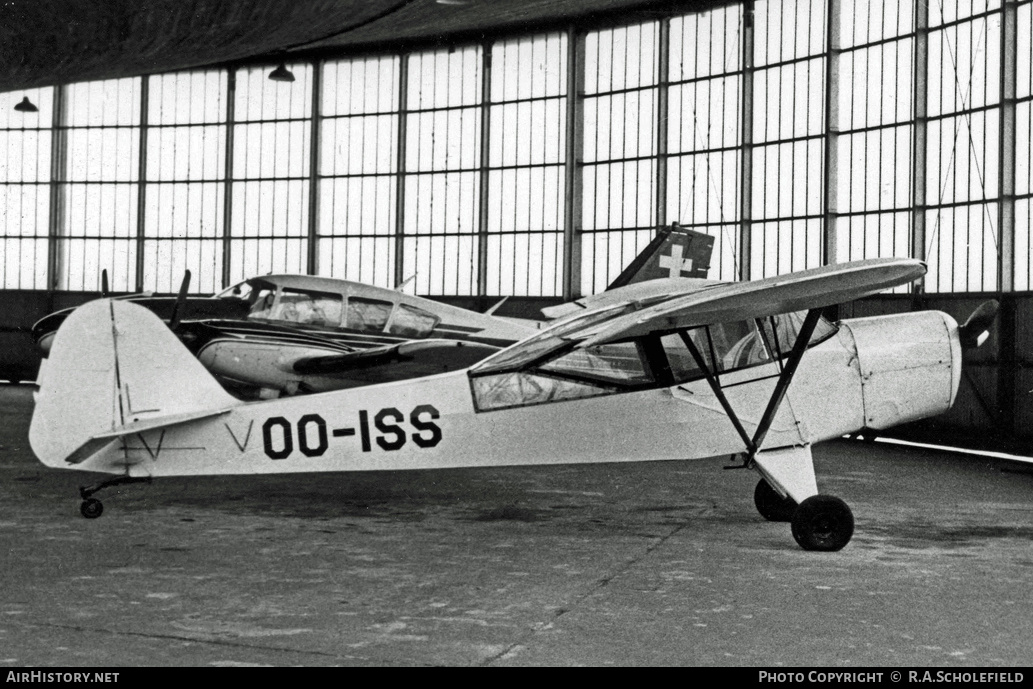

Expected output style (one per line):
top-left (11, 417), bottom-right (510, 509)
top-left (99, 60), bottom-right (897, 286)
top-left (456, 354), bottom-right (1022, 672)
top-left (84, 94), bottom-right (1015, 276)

top-left (791, 495), bottom-right (853, 551)
top-left (80, 498), bottom-right (104, 519)
top-left (753, 479), bottom-right (797, 522)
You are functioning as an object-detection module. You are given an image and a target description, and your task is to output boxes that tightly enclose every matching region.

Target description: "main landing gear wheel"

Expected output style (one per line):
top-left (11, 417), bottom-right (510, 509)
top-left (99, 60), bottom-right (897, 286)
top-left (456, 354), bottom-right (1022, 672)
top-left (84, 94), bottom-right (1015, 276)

top-left (754, 480), bottom-right (797, 522)
top-left (80, 498), bottom-right (104, 519)
top-left (790, 495), bottom-right (853, 551)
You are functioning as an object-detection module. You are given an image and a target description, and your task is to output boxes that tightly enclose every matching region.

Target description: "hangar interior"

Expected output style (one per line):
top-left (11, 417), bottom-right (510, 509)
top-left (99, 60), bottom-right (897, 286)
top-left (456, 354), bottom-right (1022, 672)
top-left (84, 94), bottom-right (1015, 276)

top-left (0, 0), bottom-right (1030, 451)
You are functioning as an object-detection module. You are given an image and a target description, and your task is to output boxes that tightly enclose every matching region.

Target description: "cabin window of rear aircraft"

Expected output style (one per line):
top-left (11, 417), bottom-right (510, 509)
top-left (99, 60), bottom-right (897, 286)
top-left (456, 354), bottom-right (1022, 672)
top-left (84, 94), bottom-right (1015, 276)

top-left (215, 278), bottom-right (442, 337)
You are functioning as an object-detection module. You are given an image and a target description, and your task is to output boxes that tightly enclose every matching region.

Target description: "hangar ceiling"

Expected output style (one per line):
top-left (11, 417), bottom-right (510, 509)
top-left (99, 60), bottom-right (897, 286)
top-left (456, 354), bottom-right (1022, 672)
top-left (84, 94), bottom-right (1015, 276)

top-left (0, 0), bottom-right (727, 94)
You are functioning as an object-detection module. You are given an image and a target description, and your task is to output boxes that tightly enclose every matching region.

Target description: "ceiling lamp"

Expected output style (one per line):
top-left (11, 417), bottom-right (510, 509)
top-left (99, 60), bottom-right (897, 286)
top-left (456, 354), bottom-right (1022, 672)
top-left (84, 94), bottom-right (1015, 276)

top-left (268, 63), bottom-right (295, 83)
top-left (13, 96), bottom-right (37, 112)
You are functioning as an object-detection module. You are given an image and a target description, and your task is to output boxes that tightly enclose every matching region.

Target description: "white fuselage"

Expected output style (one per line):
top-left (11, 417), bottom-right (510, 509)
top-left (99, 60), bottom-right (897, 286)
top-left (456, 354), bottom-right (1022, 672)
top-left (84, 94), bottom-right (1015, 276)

top-left (64, 311), bottom-right (960, 478)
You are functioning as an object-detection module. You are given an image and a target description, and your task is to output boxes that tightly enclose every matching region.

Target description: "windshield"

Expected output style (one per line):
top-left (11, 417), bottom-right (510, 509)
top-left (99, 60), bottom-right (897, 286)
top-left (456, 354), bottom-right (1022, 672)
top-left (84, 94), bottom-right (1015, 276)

top-left (471, 302), bottom-right (639, 374)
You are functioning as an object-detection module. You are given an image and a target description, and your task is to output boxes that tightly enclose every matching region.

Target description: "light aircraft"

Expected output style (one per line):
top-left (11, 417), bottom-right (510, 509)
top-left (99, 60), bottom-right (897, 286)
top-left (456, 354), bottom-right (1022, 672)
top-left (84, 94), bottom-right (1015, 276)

top-left (31, 224), bottom-right (714, 397)
top-left (29, 257), bottom-right (998, 551)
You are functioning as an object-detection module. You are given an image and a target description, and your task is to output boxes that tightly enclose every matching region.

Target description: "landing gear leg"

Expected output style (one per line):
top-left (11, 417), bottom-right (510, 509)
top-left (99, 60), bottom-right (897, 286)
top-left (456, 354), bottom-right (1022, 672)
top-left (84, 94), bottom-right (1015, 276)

top-left (78, 476), bottom-right (151, 519)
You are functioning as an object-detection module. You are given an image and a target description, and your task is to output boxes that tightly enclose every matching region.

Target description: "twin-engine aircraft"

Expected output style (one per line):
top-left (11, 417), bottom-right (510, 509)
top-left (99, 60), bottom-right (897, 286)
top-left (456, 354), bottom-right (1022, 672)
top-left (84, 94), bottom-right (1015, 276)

top-left (29, 257), bottom-right (998, 551)
top-left (32, 225), bottom-right (714, 397)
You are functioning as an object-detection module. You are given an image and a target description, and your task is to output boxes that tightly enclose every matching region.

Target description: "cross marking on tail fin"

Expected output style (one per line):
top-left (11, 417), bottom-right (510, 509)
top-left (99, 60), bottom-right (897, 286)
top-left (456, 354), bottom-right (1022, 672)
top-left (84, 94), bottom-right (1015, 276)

top-left (659, 244), bottom-right (693, 277)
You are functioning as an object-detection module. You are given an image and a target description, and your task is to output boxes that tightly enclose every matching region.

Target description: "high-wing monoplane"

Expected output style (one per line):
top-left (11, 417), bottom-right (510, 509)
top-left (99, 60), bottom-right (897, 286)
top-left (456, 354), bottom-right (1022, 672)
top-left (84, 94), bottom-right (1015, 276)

top-left (31, 224), bottom-right (714, 397)
top-left (29, 257), bottom-right (998, 551)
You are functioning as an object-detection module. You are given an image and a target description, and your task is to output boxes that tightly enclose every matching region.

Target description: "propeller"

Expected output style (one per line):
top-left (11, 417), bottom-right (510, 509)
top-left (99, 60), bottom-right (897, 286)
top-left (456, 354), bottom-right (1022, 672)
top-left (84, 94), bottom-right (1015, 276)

top-left (168, 270), bottom-right (192, 330)
top-left (958, 300), bottom-right (999, 348)
top-left (100, 269), bottom-right (109, 298)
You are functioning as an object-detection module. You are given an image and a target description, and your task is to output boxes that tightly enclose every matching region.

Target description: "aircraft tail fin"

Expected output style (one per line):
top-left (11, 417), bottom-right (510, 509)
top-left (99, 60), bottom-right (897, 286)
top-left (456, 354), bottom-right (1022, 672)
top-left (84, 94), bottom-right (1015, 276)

top-left (29, 299), bottom-right (239, 470)
top-left (542, 224), bottom-right (716, 319)
top-left (605, 222), bottom-right (714, 290)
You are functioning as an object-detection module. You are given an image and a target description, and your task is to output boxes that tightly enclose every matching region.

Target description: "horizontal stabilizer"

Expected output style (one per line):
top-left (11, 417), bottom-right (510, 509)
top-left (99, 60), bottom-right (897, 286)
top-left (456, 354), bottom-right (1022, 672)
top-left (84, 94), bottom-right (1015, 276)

top-left (65, 407), bottom-right (232, 465)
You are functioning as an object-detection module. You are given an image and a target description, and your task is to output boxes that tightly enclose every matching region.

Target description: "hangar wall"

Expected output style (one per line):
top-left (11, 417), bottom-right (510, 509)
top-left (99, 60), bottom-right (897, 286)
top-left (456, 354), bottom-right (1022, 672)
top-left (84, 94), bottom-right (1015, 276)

top-left (1, 0), bottom-right (1031, 449)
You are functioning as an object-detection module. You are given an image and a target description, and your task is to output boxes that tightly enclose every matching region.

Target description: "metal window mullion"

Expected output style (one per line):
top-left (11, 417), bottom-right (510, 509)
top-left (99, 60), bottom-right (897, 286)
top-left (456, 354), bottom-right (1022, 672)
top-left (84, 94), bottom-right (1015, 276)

top-left (739, 1), bottom-right (756, 281)
top-left (477, 43), bottom-right (492, 298)
top-left (822, 0), bottom-right (841, 266)
top-left (563, 28), bottom-right (585, 300)
top-left (221, 68), bottom-right (236, 288)
top-left (135, 75), bottom-right (149, 292)
top-left (656, 17), bottom-right (670, 229)
top-left (999, 0), bottom-right (1018, 293)
top-left (308, 59), bottom-right (322, 275)
top-left (46, 85), bottom-right (68, 291)
top-left (394, 53), bottom-right (409, 290)
top-left (911, 0), bottom-right (929, 294)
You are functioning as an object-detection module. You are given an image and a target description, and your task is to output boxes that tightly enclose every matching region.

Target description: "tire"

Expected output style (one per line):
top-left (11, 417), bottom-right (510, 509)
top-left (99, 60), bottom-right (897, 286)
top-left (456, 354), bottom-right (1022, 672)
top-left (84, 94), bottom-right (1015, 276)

top-left (791, 495), bottom-right (853, 551)
top-left (80, 498), bottom-right (104, 519)
top-left (754, 479), bottom-right (796, 522)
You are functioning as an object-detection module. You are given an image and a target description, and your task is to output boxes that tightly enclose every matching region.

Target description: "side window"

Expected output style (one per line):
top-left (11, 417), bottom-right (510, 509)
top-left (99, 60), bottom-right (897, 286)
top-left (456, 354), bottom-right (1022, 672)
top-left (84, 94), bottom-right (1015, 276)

top-left (660, 331), bottom-right (706, 382)
top-left (272, 289), bottom-right (343, 327)
top-left (346, 297), bottom-right (394, 333)
top-left (660, 312), bottom-right (840, 382)
top-left (659, 321), bottom-right (768, 382)
top-left (248, 287), bottom-right (278, 320)
top-left (471, 372), bottom-right (614, 412)
top-left (538, 341), bottom-right (653, 386)
top-left (758, 311), bottom-right (839, 356)
top-left (711, 320), bottom-right (769, 371)
top-left (389, 304), bottom-right (440, 338)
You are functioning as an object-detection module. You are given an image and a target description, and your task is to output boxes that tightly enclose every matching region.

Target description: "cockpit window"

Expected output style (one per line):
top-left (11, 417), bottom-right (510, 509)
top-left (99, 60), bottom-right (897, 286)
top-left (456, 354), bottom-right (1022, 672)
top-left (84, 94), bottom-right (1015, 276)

top-left (218, 280), bottom-right (254, 301)
top-left (469, 308), bottom-right (840, 411)
top-left (272, 289), bottom-right (343, 327)
top-left (346, 297), bottom-right (393, 333)
top-left (470, 317), bottom-right (653, 411)
top-left (471, 371), bottom-right (615, 412)
top-left (660, 311), bottom-right (839, 383)
top-left (389, 304), bottom-right (439, 338)
top-left (538, 341), bottom-right (653, 386)
top-left (248, 286), bottom-right (278, 320)
top-left (472, 302), bottom-right (638, 375)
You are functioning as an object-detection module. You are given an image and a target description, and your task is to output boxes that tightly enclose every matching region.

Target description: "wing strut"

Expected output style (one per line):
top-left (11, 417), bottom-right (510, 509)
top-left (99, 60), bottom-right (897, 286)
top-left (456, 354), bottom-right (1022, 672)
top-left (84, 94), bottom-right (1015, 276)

top-left (680, 308), bottom-right (823, 467)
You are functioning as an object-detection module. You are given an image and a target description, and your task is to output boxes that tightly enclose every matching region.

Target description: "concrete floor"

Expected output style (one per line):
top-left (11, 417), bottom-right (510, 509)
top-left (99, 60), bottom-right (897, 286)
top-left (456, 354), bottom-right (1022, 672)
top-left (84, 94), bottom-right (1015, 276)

top-left (1, 383), bottom-right (1031, 667)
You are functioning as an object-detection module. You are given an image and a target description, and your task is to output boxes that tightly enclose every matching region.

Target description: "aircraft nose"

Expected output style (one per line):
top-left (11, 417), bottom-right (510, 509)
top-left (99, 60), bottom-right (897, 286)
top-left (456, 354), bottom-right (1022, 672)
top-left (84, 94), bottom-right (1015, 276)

top-left (840, 311), bottom-right (959, 430)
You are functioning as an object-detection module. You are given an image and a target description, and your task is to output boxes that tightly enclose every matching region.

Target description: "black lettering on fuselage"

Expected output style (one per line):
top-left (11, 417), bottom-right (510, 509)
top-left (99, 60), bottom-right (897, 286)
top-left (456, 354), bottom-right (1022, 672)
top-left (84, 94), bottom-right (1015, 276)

top-left (297, 414), bottom-right (328, 457)
top-left (410, 404), bottom-right (442, 448)
top-left (262, 417), bottom-right (293, 460)
top-left (374, 407), bottom-right (406, 451)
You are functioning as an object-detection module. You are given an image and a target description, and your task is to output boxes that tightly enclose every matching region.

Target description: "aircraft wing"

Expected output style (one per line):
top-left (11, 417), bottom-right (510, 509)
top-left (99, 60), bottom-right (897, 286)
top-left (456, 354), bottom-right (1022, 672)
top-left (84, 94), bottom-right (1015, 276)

top-left (541, 277), bottom-right (720, 321)
top-left (292, 338), bottom-right (501, 384)
top-left (580, 258), bottom-right (926, 347)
